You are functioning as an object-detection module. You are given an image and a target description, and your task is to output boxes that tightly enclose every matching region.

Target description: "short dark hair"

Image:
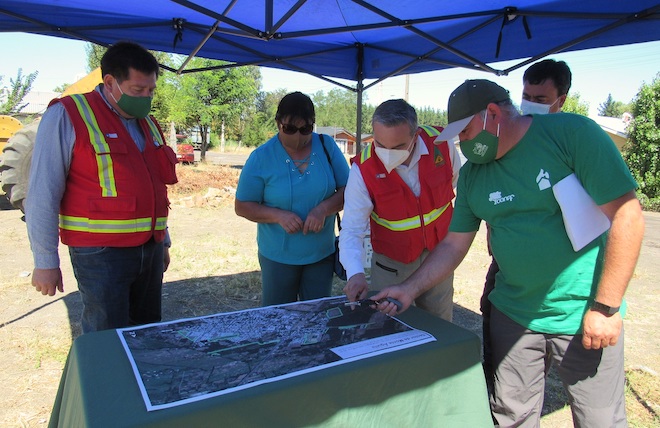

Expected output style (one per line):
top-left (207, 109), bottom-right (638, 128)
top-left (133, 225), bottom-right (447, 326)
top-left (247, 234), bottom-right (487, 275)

top-left (372, 99), bottom-right (418, 135)
top-left (275, 92), bottom-right (315, 124)
top-left (100, 41), bottom-right (160, 82)
top-left (523, 59), bottom-right (572, 96)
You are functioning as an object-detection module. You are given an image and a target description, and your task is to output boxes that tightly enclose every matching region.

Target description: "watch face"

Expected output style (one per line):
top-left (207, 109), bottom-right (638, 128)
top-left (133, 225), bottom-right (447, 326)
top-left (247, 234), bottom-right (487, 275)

top-left (592, 301), bottom-right (619, 315)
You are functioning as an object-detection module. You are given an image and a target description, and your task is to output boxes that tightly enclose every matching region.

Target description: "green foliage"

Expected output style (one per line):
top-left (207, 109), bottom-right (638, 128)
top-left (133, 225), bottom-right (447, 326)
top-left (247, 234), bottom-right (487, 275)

top-left (52, 83), bottom-right (71, 93)
top-left (561, 92), bottom-right (589, 116)
top-left (314, 88), bottom-right (359, 130)
top-left (635, 191), bottom-right (660, 212)
top-left (85, 43), bottom-right (106, 72)
top-left (164, 57), bottom-right (260, 156)
top-left (598, 93), bottom-right (631, 118)
top-left (623, 73), bottom-right (660, 202)
top-left (241, 89), bottom-right (286, 147)
top-left (360, 104), bottom-right (375, 135)
top-left (417, 106), bottom-right (447, 127)
top-left (0, 68), bottom-right (38, 115)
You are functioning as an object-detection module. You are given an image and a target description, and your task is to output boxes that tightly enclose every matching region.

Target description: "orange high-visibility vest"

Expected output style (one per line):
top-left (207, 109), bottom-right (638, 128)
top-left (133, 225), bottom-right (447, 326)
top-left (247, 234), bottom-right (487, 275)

top-left (355, 126), bottom-right (454, 263)
top-left (54, 90), bottom-right (177, 247)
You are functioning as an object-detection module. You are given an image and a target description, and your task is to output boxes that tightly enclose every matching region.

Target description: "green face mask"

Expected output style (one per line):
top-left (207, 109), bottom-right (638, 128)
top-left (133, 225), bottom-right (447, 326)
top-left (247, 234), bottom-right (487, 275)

top-left (112, 83), bottom-right (153, 119)
top-left (459, 113), bottom-right (499, 164)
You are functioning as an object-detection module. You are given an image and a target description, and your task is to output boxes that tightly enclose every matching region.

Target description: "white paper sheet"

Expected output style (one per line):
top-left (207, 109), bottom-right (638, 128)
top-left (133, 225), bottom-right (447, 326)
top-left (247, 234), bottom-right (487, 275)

top-left (552, 173), bottom-right (610, 251)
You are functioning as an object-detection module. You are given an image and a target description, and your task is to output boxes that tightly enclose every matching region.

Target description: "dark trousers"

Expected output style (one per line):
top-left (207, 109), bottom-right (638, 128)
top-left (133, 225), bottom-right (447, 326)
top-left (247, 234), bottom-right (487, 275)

top-left (480, 257), bottom-right (499, 393)
top-left (70, 239), bottom-right (164, 333)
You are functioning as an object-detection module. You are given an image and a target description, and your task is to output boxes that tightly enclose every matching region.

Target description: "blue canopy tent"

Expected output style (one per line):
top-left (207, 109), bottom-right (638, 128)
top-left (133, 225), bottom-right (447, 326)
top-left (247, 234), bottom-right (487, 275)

top-left (1, 0), bottom-right (659, 139)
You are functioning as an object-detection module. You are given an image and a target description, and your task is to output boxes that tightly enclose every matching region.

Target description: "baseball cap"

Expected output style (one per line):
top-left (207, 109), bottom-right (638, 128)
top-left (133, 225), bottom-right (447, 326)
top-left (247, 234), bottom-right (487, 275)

top-left (436, 79), bottom-right (510, 142)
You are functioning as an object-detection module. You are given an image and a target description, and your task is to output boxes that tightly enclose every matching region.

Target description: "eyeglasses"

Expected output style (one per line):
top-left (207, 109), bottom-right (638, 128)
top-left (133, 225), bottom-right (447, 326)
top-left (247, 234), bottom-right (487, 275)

top-left (280, 123), bottom-right (314, 135)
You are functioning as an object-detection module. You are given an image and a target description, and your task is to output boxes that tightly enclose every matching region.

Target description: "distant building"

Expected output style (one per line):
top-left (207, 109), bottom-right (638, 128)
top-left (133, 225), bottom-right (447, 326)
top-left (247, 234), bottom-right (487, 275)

top-left (590, 115), bottom-right (630, 150)
top-left (15, 91), bottom-right (58, 118)
top-left (315, 126), bottom-right (373, 156)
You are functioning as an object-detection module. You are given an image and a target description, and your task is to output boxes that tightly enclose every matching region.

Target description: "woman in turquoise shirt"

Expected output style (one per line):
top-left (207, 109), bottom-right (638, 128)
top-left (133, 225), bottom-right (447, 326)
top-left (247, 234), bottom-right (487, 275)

top-left (235, 92), bottom-right (349, 305)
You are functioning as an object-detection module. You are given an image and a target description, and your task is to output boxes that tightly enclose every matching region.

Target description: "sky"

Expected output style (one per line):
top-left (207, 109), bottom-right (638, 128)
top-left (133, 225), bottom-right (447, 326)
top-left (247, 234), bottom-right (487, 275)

top-left (1, 32), bottom-right (659, 117)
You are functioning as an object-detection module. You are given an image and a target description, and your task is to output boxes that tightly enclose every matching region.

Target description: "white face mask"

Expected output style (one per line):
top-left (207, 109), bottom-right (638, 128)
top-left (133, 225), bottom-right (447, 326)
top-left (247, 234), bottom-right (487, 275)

top-left (374, 136), bottom-right (415, 173)
top-left (520, 98), bottom-right (559, 115)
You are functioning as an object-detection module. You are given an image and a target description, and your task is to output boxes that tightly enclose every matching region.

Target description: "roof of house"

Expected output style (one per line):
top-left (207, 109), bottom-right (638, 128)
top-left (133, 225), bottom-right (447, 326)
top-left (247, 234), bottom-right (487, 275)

top-left (590, 115), bottom-right (630, 139)
top-left (315, 126), bottom-right (354, 137)
top-left (16, 91), bottom-right (58, 115)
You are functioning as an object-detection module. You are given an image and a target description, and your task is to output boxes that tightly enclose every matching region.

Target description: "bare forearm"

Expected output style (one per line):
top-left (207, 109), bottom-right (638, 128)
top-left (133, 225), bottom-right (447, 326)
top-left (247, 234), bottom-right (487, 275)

top-left (596, 194), bottom-right (645, 306)
top-left (235, 200), bottom-right (287, 224)
top-left (316, 187), bottom-right (345, 217)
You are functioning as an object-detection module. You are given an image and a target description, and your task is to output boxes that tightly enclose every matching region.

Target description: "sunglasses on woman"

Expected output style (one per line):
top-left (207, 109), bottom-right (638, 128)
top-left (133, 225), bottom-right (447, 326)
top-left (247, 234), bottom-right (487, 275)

top-left (280, 123), bottom-right (314, 135)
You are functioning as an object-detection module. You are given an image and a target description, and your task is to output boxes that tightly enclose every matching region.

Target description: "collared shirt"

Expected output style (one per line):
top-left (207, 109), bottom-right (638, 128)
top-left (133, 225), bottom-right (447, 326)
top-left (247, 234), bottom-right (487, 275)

top-left (339, 137), bottom-right (462, 279)
top-left (25, 85), bottom-right (169, 269)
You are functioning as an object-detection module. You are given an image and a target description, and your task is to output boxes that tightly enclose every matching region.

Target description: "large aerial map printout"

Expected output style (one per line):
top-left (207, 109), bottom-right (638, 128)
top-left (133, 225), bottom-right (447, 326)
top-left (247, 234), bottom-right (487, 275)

top-left (117, 296), bottom-right (435, 410)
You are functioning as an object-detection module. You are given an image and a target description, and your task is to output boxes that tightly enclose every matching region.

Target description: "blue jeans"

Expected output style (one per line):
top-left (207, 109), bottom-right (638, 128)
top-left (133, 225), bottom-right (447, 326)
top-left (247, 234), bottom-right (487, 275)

top-left (69, 239), bottom-right (164, 333)
top-left (258, 252), bottom-right (334, 306)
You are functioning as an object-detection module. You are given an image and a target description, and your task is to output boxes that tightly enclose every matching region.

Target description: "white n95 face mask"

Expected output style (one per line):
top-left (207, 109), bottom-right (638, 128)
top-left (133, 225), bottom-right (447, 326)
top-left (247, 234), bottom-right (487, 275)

top-left (375, 136), bottom-right (415, 173)
top-left (375, 147), bottom-right (410, 173)
top-left (520, 98), bottom-right (558, 115)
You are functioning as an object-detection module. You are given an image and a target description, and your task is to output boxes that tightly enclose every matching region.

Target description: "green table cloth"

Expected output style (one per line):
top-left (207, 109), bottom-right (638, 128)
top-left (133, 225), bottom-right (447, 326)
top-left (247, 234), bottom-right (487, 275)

top-left (49, 306), bottom-right (493, 427)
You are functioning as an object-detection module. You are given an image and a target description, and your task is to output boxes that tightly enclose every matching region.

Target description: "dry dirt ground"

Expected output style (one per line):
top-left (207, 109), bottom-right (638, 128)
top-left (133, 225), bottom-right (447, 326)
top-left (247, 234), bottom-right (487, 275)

top-left (0, 165), bottom-right (659, 427)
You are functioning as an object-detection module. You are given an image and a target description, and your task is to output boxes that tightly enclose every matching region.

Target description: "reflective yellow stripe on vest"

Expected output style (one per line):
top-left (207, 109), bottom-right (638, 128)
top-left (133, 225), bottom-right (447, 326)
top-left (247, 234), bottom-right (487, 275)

top-left (144, 117), bottom-right (165, 146)
top-left (59, 215), bottom-right (152, 233)
top-left (418, 125), bottom-right (441, 137)
top-left (360, 143), bottom-right (372, 163)
top-left (70, 94), bottom-right (117, 197)
top-left (371, 202), bottom-right (450, 232)
top-left (155, 217), bottom-right (168, 231)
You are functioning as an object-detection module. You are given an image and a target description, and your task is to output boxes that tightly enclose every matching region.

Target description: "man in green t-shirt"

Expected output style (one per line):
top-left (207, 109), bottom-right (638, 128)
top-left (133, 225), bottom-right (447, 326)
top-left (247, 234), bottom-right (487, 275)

top-left (481, 59), bottom-right (573, 392)
top-left (371, 79), bottom-right (645, 427)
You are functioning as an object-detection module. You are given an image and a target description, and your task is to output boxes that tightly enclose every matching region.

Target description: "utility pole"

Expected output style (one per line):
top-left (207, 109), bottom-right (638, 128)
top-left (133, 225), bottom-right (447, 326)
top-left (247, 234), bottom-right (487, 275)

top-left (404, 74), bottom-right (409, 102)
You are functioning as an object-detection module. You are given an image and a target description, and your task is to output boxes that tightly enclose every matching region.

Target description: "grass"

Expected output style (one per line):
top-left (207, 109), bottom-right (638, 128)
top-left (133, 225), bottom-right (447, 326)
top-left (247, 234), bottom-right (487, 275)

top-left (626, 368), bottom-right (660, 427)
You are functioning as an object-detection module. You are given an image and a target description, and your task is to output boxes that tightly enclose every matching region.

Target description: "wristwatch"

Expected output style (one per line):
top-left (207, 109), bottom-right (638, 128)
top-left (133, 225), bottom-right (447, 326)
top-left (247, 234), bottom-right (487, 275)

top-left (591, 301), bottom-right (620, 315)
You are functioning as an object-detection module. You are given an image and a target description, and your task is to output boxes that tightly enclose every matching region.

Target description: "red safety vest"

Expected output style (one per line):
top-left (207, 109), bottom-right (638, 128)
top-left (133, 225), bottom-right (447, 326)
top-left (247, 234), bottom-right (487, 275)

top-left (54, 90), bottom-right (177, 247)
top-left (355, 125), bottom-right (454, 263)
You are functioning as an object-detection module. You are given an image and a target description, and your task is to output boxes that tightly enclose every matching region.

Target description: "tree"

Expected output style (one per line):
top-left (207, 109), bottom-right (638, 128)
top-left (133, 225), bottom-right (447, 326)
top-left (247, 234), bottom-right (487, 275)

top-left (598, 93), bottom-right (630, 118)
top-left (52, 83), bottom-right (71, 93)
top-left (416, 106), bottom-right (448, 127)
top-left (241, 88), bottom-right (287, 147)
top-left (166, 57), bottom-right (260, 160)
top-left (313, 88), bottom-right (359, 131)
top-left (623, 73), bottom-right (660, 207)
top-left (0, 68), bottom-right (38, 115)
top-left (85, 43), bottom-right (106, 72)
top-left (561, 92), bottom-right (589, 116)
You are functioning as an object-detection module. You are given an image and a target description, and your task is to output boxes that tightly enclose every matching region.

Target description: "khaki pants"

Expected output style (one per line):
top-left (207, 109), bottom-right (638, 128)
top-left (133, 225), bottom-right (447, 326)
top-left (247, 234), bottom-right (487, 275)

top-left (490, 307), bottom-right (627, 427)
top-left (370, 249), bottom-right (454, 321)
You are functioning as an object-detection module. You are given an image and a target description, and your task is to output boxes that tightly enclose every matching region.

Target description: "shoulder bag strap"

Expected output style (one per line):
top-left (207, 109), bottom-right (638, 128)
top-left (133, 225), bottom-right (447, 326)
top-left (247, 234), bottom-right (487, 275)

top-left (319, 134), bottom-right (342, 231)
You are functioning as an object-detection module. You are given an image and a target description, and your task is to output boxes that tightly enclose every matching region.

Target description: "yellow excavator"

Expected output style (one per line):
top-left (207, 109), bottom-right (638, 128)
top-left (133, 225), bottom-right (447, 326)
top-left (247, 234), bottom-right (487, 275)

top-left (0, 68), bottom-right (101, 211)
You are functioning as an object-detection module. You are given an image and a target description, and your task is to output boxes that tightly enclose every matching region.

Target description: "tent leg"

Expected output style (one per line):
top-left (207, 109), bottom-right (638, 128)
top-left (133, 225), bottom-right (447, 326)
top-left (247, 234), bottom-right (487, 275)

top-left (356, 84), bottom-right (363, 155)
top-left (355, 43), bottom-right (364, 154)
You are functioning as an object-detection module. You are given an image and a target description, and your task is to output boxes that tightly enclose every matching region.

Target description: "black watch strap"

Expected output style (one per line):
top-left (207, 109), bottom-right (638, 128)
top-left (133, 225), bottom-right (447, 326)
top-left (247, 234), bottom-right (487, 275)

top-left (591, 301), bottom-right (620, 315)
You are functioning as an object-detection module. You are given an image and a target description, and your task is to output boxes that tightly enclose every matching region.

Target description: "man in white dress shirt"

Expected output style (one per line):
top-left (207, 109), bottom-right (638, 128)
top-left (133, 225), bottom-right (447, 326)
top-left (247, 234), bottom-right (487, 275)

top-left (339, 99), bottom-right (461, 320)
